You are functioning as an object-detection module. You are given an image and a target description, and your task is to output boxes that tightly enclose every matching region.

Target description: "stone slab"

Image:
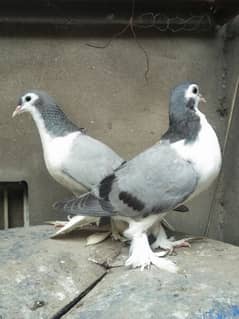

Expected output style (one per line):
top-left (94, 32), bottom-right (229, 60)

top-left (0, 225), bottom-right (121, 319)
top-left (1, 226), bottom-right (239, 319)
top-left (65, 239), bottom-right (239, 319)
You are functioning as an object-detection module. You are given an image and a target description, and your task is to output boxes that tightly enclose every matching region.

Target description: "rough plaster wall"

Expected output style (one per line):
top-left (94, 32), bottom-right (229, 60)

top-left (0, 30), bottom-right (227, 235)
top-left (207, 18), bottom-right (239, 244)
top-left (222, 43), bottom-right (239, 244)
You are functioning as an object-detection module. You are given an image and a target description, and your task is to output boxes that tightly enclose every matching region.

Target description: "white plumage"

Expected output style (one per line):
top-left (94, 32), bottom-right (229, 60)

top-left (171, 109), bottom-right (221, 198)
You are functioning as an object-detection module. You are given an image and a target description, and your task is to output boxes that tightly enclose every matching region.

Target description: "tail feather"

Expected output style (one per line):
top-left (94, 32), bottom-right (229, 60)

top-left (53, 192), bottom-right (116, 217)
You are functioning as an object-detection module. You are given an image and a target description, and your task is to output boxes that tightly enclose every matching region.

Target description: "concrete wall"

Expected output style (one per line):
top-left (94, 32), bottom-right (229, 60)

top-left (207, 17), bottom-right (239, 244)
top-left (0, 27), bottom-right (231, 235)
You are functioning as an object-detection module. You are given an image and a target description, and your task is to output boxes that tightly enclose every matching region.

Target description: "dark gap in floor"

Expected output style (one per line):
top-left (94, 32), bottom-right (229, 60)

top-left (50, 272), bottom-right (108, 319)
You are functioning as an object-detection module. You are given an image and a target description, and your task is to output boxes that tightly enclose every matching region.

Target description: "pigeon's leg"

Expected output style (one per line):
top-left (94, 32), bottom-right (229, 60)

top-left (110, 218), bottom-right (128, 242)
top-left (151, 223), bottom-right (191, 252)
top-left (123, 215), bottom-right (161, 238)
top-left (122, 216), bottom-right (177, 272)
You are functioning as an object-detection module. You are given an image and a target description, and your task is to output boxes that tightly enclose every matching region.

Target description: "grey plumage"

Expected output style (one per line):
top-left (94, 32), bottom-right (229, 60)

top-left (61, 134), bottom-right (124, 190)
top-left (54, 141), bottom-right (198, 217)
top-left (106, 142), bottom-right (198, 217)
top-left (162, 82), bottom-right (201, 143)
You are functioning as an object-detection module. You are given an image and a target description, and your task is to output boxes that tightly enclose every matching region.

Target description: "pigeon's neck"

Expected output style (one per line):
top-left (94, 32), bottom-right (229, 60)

top-left (161, 110), bottom-right (201, 144)
top-left (31, 105), bottom-right (80, 138)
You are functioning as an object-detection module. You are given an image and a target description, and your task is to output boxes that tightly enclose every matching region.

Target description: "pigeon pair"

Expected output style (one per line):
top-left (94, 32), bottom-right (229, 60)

top-left (13, 82), bottom-right (221, 272)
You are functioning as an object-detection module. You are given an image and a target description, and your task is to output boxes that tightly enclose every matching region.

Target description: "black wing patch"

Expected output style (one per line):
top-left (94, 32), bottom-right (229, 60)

top-left (119, 191), bottom-right (145, 212)
top-left (99, 174), bottom-right (116, 201)
top-left (174, 204), bottom-right (189, 213)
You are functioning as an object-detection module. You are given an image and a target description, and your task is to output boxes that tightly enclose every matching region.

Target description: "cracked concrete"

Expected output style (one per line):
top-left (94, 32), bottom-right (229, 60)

top-left (0, 226), bottom-right (121, 319)
top-left (1, 226), bottom-right (239, 319)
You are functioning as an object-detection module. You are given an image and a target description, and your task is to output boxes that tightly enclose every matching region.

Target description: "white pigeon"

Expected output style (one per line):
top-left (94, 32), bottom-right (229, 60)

top-left (54, 82), bottom-right (222, 272)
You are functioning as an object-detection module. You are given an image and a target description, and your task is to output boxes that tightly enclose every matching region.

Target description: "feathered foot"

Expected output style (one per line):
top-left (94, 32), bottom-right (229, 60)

top-left (125, 233), bottom-right (178, 272)
top-left (111, 218), bottom-right (128, 242)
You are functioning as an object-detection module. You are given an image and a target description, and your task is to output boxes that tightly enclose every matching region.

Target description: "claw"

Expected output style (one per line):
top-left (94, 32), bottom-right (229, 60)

top-left (151, 221), bottom-right (203, 252)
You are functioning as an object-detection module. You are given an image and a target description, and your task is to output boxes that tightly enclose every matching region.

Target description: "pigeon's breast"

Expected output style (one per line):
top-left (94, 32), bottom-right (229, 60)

top-left (171, 113), bottom-right (222, 197)
top-left (44, 132), bottom-right (78, 169)
top-left (42, 132), bottom-right (86, 192)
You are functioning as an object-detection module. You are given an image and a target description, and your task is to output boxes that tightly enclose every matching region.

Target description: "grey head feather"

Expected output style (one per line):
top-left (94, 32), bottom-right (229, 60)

top-left (24, 90), bottom-right (84, 137)
top-left (162, 82), bottom-right (201, 143)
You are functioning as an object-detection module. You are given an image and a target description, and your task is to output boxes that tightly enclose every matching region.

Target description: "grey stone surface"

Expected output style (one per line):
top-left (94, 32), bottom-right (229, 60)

top-left (0, 226), bottom-right (121, 319)
top-left (65, 240), bottom-right (239, 319)
top-left (0, 28), bottom-right (228, 236)
top-left (1, 226), bottom-right (239, 319)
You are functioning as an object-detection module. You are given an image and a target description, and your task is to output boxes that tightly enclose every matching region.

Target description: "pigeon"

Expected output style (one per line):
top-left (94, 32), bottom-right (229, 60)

top-left (12, 90), bottom-right (125, 235)
top-left (54, 82), bottom-right (222, 272)
top-left (12, 90), bottom-right (125, 193)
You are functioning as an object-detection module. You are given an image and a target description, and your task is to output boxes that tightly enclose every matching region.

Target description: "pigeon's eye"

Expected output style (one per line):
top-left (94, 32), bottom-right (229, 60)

top-left (25, 96), bottom-right (31, 102)
top-left (192, 87), bottom-right (198, 94)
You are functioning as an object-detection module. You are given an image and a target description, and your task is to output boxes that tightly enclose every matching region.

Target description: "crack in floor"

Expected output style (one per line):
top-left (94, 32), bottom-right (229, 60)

top-left (50, 272), bottom-right (108, 319)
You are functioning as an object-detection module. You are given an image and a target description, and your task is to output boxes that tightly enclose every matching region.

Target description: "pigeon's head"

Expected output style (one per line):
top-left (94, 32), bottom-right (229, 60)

top-left (169, 82), bottom-right (206, 121)
top-left (12, 90), bottom-right (57, 118)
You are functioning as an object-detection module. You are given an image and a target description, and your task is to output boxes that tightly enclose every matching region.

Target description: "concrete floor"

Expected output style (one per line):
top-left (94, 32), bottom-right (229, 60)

top-left (1, 226), bottom-right (239, 319)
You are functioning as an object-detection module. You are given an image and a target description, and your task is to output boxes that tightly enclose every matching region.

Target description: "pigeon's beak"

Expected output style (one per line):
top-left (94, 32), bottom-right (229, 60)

top-left (199, 94), bottom-right (206, 104)
top-left (12, 105), bottom-right (23, 118)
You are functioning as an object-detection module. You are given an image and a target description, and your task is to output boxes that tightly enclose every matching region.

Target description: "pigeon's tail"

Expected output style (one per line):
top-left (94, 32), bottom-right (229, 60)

top-left (53, 192), bottom-right (116, 217)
